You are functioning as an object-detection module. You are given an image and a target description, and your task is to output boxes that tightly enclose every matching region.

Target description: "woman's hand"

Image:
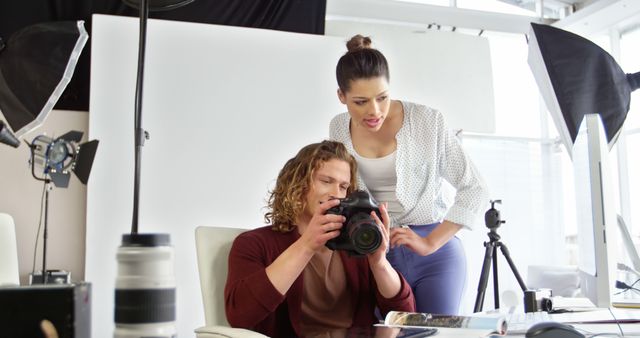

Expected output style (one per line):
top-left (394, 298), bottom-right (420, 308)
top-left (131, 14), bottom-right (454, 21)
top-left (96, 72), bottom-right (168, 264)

top-left (390, 220), bottom-right (462, 256)
top-left (390, 227), bottom-right (434, 256)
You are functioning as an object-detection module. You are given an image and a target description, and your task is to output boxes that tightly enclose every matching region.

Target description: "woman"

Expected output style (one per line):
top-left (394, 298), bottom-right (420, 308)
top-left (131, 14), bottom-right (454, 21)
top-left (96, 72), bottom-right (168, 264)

top-left (330, 35), bottom-right (488, 315)
top-left (224, 140), bottom-right (415, 337)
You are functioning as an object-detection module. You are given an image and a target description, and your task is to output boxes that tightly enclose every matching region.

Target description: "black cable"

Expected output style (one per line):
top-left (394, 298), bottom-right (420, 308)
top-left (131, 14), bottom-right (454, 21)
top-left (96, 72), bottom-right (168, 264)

top-left (614, 278), bottom-right (640, 295)
top-left (628, 278), bottom-right (640, 288)
top-left (608, 307), bottom-right (624, 337)
top-left (31, 181), bottom-right (47, 276)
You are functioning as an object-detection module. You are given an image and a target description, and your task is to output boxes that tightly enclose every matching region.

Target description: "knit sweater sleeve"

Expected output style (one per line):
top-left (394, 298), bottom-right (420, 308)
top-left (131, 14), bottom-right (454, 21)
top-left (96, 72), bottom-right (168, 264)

top-left (374, 270), bottom-right (416, 317)
top-left (224, 231), bottom-right (286, 329)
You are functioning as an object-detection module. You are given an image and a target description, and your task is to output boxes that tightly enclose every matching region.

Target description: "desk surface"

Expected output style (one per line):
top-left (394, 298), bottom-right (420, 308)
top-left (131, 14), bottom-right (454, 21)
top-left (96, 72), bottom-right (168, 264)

top-left (495, 307), bottom-right (640, 337)
top-left (297, 308), bottom-right (640, 337)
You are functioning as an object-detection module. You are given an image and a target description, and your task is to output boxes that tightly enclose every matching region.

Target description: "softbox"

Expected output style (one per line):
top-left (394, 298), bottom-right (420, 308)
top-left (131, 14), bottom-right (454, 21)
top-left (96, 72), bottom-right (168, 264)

top-left (528, 22), bottom-right (640, 157)
top-left (0, 21), bottom-right (88, 138)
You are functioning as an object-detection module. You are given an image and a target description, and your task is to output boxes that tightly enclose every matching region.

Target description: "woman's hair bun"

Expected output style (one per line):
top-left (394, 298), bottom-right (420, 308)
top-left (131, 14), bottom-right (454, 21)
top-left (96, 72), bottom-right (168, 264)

top-left (346, 34), bottom-right (372, 53)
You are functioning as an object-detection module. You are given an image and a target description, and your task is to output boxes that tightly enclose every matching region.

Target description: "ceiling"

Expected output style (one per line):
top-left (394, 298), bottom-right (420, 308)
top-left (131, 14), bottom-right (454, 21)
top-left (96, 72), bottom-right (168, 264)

top-left (498, 0), bottom-right (599, 18)
top-left (327, 0), bottom-right (640, 36)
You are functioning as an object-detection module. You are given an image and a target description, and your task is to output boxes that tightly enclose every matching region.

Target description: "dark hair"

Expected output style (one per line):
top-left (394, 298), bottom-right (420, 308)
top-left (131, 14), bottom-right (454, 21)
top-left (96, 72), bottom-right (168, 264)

top-left (336, 34), bottom-right (390, 93)
top-left (265, 140), bottom-right (358, 233)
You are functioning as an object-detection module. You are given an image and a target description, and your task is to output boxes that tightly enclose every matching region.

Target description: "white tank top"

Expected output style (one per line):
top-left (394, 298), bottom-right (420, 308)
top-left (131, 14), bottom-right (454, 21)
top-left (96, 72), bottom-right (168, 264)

top-left (352, 150), bottom-right (405, 218)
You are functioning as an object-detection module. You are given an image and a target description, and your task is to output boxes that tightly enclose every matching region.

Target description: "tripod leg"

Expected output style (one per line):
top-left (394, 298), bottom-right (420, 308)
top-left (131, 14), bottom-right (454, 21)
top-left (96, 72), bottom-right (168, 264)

top-left (499, 242), bottom-right (528, 291)
top-left (493, 244), bottom-right (500, 309)
top-left (474, 241), bottom-right (495, 313)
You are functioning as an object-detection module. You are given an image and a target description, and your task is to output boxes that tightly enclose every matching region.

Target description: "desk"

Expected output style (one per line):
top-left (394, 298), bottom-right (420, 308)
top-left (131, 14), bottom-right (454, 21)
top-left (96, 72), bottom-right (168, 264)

top-left (496, 307), bottom-right (640, 337)
top-left (262, 308), bottom-right (640, 338)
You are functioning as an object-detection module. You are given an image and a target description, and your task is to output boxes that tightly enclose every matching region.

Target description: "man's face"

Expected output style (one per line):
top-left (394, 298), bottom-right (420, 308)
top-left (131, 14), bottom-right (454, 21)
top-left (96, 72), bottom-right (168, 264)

top-left (303, 159), bottom-right (351, 219)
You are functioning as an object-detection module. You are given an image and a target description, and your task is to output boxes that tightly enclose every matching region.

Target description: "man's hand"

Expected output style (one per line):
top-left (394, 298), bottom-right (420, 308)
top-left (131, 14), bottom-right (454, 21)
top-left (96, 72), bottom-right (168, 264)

top-left (297, 198), bottom-right (345, 253)
top-left (366, 202), bottom-right (402, 299)
top-left (367, 202), bottom-right (391, 268)
top-left (40, 320), bottom-right (59, 338)
top-left (266, 198), bottom-right (345, 295)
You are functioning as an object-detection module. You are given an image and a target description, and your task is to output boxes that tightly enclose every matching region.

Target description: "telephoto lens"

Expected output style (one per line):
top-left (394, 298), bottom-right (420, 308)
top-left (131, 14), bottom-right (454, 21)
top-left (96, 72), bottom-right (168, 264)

top-left (114, 233), bottom-right (176, 338)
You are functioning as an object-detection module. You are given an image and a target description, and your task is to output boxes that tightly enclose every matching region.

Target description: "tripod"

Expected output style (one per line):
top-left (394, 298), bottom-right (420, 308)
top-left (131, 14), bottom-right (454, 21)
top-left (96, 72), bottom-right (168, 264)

top-left (473, 200), bottom-right (528, 313)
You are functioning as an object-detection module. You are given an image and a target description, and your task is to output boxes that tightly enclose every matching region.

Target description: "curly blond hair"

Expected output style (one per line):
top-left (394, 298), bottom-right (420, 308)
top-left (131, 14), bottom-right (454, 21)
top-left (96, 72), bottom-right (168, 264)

top-left (265, 140), bottom-right (358, 232)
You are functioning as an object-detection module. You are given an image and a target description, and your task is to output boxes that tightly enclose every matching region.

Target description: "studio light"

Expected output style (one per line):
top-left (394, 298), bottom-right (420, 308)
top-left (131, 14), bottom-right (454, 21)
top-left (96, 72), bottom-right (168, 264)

top-left (26, 130), bottom-right (98, 285)
top-left (528, 23), bottom-right (640, 305)
top-left (29, 131), bottom-right (99, 188)
top-left (527, 22), bottom-right (640, 158)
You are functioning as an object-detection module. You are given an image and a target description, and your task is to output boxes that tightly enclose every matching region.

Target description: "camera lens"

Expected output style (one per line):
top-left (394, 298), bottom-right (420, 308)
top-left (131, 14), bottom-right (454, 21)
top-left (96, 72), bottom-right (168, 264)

top-left (348, 213), bottom-right (382, 255)
top-left (114, 233), bottom-right (176, 338)
top-left (354, 227), bottom-right (377, 247)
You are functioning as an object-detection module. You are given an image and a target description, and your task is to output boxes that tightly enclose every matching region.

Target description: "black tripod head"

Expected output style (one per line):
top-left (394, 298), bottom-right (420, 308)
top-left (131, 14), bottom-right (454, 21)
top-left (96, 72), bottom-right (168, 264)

top-left (485, 200), bottom-right (505, 230)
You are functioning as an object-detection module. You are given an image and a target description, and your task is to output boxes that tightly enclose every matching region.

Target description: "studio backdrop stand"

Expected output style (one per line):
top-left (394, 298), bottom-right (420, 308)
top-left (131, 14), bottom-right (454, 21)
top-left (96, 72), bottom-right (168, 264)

top-left (474, 200), bottom-right (528, 313)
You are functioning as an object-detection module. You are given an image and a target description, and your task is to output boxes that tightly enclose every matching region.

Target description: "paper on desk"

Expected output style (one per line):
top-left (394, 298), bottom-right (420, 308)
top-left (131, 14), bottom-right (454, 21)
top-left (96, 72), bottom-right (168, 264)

top-left (551, 308), bottom-right (614, 323)
top-left (382, 311), bottom-right (507, 336)
top-left (549, 296), bottom-right (597, 312)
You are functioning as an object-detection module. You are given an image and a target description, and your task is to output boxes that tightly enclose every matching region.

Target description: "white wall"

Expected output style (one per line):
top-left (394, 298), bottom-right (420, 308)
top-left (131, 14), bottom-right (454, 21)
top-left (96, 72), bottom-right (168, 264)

top-left (0, 109), bottom-right (88, 285)
top-left (88, 15), bottom-right (346, 337)
top-left (88, 14), bottom-right (495, 337)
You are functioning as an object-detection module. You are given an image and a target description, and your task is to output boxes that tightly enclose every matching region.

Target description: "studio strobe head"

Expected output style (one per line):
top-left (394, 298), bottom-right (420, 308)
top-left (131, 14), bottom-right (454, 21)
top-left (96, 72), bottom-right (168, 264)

top-left (114, 233), bottom-right (176, 338)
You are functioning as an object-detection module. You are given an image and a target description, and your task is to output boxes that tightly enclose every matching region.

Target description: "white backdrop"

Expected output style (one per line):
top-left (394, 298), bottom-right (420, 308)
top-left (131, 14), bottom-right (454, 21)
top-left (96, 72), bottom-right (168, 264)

top-left (87, 14), bottom-right (494, 337)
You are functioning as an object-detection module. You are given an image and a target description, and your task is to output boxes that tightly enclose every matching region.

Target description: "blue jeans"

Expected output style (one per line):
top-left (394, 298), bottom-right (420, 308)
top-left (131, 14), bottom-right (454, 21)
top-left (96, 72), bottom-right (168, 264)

top-left (387, 223), bottom-right (467, 315)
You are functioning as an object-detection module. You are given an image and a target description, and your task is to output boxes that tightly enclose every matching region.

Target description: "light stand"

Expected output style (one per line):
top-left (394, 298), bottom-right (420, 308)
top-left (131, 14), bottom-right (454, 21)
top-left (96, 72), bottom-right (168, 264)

top-left (27, 131), bottom-right (99, 284)
top-left (31, 176), bottom-right (53, 284)
top-left (126, 0), bottom-right (195, 235)
top-left (474, 200), bottom-right (528, 312)
top-left (112, 2), bottom-right (193, 337)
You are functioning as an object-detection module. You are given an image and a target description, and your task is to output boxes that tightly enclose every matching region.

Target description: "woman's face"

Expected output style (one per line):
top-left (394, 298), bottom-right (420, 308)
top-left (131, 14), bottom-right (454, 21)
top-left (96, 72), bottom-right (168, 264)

top-left (302, 158), bottom-right (351, 219)
top-left (338, 76), bottom-right (391, 132)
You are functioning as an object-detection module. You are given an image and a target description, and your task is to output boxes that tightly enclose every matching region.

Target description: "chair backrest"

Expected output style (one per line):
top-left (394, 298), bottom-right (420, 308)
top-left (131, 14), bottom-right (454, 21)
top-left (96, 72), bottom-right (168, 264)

top-left (195, 226), bottom-right (247, 326)
top-left (0, 213), bottom-right (20, 286)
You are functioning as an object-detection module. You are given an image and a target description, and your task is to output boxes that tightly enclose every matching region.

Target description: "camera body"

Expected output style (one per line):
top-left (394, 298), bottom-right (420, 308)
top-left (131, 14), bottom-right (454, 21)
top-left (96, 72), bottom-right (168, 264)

top-left (485, 200), bottom-right (505, 230)
top-left (524, 288), bottom-right (553, 313)
top-left (325, 190), bottom-right (383, 257)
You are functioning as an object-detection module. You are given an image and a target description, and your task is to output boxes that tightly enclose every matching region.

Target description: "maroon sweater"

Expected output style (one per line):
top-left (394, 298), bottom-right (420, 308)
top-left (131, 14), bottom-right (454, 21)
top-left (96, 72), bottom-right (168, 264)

top-left (224, 226), bottom-right (416, 337)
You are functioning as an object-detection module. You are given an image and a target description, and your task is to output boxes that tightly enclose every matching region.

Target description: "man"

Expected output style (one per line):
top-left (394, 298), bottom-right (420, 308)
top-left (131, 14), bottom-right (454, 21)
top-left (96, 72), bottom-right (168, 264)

top-left (225, 140), bottom-right (415, 337)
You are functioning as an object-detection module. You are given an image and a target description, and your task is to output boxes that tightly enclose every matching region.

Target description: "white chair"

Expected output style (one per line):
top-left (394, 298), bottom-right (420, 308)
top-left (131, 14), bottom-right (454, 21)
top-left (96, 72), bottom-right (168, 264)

top-left (0, 213), bottom-right (20, 286)
top-left (194, 226), bottom-right (268, 338)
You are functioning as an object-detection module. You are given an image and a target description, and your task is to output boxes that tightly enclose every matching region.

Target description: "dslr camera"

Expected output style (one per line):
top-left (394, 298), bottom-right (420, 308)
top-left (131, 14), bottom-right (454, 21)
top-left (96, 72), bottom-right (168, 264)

top-left (524, 288), bottom-right (553, 313)
top-left (325, 190), bottom-right (383, 257)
